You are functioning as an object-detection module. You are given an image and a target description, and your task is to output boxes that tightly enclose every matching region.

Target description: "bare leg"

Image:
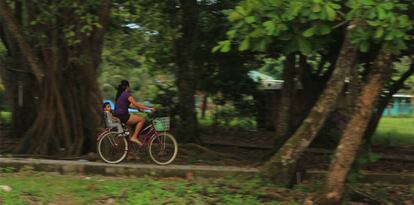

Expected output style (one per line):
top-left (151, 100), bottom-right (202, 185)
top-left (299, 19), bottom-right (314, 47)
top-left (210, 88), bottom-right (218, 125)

top-left (126, 114), bottom-right (145, 146)
top-left (116, 123), bottom-right (123, 133)
top-left (125, 125), bottom-right (139, 160)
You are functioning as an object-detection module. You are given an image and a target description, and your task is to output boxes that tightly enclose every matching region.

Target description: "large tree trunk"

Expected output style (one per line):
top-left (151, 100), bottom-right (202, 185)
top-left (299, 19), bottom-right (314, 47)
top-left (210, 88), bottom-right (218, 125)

top-left (317, 48), bottom-right (392, 204)
top-left (0, 0), bottom-right (111, 155)
top-left (174, 0), bottom-right (200, 143)
top-left (312, 61), bottom-right (361, 148)
top-left (273, 53), bottom-right (296, 150)
top-left (259, 22), bottom-right (358, 185)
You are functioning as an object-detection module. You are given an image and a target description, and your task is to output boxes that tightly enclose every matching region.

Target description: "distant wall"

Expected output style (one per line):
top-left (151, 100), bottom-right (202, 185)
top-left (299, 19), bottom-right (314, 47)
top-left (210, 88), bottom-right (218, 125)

top-left (383, 97), bottom-right (413, 117)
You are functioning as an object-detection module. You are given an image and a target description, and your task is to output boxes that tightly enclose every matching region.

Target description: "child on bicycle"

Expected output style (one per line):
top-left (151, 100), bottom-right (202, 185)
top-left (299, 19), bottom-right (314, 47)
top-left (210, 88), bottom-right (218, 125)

top-left (103, 102), bottom-right (125, 134)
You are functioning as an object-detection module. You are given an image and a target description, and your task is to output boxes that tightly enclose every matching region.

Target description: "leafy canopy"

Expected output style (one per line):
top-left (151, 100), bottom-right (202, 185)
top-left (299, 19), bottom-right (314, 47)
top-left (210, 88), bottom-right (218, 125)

top-left (214, 0), bottom-right (412, 54)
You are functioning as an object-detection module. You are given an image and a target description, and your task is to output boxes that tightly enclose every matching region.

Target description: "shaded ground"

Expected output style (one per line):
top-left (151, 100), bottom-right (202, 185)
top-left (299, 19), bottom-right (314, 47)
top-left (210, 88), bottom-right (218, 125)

top-left (0, 126), bottom-right (414, 205)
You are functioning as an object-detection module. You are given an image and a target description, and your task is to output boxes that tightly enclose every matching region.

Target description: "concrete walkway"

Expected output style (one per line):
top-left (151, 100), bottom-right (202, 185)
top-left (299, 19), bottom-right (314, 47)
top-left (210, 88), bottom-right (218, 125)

top-left (0, 157), bottom-right (258, 178)
top-left (1, 157), bottom-right (413, 184)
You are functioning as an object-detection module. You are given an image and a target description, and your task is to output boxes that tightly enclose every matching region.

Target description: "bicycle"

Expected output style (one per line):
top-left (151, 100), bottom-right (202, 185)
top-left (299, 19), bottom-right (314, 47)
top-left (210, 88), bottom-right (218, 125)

top-left (97, 115), bottom-right (178, 165)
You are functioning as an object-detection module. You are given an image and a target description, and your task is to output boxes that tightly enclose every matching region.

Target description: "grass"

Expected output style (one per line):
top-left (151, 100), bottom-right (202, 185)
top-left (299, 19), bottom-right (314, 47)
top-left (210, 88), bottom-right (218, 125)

top-left (372, 117), bottom-right (414, 146)
top-left (0, 170), bottom-right (298, 205)
top-left (0, 111), bottom-right (11, 123)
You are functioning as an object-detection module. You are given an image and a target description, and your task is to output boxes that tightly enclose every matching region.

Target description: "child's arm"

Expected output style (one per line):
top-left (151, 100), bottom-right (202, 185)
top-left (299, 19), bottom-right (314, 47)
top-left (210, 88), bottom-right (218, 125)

top-left (111, 116), bottom-right (121, 123)
top-left (105, 111), bottom-right (117, 123)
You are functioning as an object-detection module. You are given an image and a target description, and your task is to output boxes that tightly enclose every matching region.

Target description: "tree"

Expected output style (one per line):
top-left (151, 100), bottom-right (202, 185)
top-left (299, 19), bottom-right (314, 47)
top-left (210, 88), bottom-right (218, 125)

top-left (260, 26), bottom-right (358, 184)
top-left (363, 57), bottom-right (414, 147)
top-left (215, 0), bottom-right (355, 184)
top-left (317, 1), bottom-right (413, 202)
top-left (272, 53), bottom-right (295, 150)
top-left (171, 0), bottom-right (200, 142)
top-left (317, 47), bottom-right (393, 204)
top-left (217, 0), bottom-right (412, 187)
top-left (98, 2), bottom-right (169, 101)
top-left (0, 0), bottom-right (111, 155)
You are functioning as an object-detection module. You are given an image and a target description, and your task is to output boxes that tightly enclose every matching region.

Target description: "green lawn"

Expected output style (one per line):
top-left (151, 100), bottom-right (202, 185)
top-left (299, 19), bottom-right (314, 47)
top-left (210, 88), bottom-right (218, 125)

top-left (0, 170), bottom-right (300, 205)
top-left (0, 111), bottom-right (11, 122)
top-left (372, 117), bottom-right (414, 146)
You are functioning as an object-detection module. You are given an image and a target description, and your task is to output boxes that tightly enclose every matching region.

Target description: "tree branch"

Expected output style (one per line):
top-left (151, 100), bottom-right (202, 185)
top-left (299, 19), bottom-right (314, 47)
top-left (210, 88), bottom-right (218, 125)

top-left (0, 0), bottom-right (44, 82)
top-left (387, 60), bottom-right (414, 96)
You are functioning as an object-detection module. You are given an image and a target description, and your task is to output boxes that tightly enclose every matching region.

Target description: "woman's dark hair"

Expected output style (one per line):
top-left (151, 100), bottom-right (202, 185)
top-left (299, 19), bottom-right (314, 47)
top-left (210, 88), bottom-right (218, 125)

top-left (115, 80), bottom-right (130, 101)
top-left (102, 102), bottom-right (110, 109)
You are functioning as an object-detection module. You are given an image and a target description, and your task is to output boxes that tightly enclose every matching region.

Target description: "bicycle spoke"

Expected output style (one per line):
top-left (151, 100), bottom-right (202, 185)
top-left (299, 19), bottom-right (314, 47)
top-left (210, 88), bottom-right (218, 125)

top-left (98, 132), bottom-right (128, 164)
top-left (148, 133), bottom-right (178, 165)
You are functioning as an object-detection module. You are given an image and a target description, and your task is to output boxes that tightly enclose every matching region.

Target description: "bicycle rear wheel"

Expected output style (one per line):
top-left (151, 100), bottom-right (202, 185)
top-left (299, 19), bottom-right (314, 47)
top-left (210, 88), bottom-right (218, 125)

top-left (148, 132), bottom-right (178, 165)
top-left (97, 132), bottom-right (128, 164)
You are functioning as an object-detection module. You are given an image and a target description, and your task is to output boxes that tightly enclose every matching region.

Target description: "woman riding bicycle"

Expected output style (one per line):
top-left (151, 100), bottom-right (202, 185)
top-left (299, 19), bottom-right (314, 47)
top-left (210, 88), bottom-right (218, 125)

top-left (114, 80), bottom-right (155, 147)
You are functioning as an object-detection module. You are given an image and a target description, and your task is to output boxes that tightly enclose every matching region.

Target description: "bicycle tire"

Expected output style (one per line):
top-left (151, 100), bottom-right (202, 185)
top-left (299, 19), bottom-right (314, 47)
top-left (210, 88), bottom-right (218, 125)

top-left (148, 132), bottom-right (178, 165)
top-left (97, 132), bottom-right (128, 164)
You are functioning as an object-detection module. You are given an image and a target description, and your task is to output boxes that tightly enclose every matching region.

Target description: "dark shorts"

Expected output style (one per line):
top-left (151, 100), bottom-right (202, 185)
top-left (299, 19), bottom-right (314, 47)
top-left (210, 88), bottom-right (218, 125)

top-left (114, 113), bottom-right (130, 124)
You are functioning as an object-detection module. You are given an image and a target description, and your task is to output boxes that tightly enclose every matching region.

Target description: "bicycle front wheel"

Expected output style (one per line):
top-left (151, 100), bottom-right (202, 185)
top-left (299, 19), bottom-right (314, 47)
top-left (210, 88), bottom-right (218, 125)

top-left (148, 132), bottom-right (178, 165)
top-left (97, 132), bottom-right (128, 164)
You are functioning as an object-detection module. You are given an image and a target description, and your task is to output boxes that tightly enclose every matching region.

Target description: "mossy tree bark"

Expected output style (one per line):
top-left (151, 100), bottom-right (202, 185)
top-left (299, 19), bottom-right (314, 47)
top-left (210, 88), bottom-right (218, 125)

top-left (0, 0), bottom-right (111, 155)
top-left (260, 23), bottom-right (358, 185)
top-left (317, 48), bottom-right (393, 204)
top-left (273, 53), bottom-right (296, 150)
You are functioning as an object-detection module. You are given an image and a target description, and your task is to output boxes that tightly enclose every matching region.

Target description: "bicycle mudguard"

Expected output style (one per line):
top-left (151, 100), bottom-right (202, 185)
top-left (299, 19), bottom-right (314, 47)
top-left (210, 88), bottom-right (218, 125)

top-left (96, 129), bottom-right (111, 141)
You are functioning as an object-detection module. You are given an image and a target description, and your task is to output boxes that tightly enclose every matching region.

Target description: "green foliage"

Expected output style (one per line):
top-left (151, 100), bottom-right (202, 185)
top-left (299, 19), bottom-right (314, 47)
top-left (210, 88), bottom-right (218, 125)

top-left (216, 0), bottom-right (413, 54)
top-left (0, 167), bottom-right (16, 173)
top-left (392, 56), bottom-right (414, 95)
top-left (257, 57), bottom-right (284, 79)
top-left (99, 0), bottom-right (261, 127)
top-left (28, 1), bottom-right (104, 46)
top-left (99, 1), bottom-right (177, 101)
top-left (215, 0), bottom-right (343, 54)
top-left (0, 173), bottom-right (297, 204)
top-left (151, 82), bottom-right (179, 117)
top-left (198, 103), bottom-right (257, 131)
top-left (346, 0), bottom-right (412, 52)
top-left (195, 1), bottom-right (261, 102)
